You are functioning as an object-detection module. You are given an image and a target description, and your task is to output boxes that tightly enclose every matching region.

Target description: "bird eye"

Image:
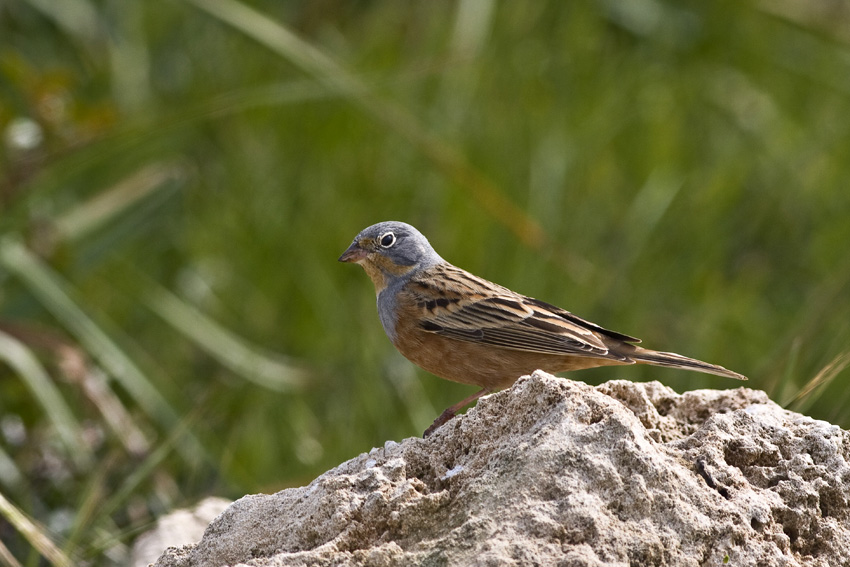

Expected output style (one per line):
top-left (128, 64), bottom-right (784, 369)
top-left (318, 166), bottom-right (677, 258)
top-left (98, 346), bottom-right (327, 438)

top-left (379, 232), bottom-right (396, 248)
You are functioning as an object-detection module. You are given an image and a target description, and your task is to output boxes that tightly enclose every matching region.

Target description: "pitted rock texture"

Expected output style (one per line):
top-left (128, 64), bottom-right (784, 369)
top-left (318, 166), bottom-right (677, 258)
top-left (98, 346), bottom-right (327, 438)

top-left (153, 371), bottom-right (850, 567)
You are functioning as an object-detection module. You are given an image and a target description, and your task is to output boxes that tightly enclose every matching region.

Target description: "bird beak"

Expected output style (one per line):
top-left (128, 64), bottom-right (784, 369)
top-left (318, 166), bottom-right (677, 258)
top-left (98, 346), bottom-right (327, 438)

top-left (338, 242), bottom-right (368, 263)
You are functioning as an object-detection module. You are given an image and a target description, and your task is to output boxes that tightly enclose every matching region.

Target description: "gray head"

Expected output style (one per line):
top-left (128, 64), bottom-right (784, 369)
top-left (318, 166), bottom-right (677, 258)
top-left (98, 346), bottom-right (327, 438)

top-left (339, 221), bottom-right (445, 290)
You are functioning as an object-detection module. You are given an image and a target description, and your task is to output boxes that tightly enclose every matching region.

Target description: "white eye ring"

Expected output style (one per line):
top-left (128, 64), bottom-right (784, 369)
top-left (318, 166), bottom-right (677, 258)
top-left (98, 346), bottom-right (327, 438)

top-left (378, 232), bottom-right (396, 248)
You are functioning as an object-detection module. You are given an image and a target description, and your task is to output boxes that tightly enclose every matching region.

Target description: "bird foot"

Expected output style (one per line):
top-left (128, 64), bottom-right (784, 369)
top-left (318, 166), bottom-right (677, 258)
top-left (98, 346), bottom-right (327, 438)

top-left (423, 407), bottom-right (457, 437)
top-left (422, 387), bottom-right (490, 438)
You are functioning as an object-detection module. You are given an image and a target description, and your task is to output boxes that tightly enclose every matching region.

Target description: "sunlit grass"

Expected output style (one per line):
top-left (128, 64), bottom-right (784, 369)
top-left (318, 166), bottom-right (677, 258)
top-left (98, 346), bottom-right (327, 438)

top-left (0, 491), bottom-right (73, 567)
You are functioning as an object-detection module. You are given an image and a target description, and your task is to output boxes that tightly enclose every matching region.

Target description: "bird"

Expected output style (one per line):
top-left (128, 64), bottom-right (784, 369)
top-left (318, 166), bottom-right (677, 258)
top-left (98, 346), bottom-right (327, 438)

top-left (339, 221), bottom-right (746, 437)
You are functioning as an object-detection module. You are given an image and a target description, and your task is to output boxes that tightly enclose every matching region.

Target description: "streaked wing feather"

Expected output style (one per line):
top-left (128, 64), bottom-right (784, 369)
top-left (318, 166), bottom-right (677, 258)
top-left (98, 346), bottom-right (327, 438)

top-left (523, 297), bottom-right (641, 343)
top-left (411, 265), bottom-right (631, 359)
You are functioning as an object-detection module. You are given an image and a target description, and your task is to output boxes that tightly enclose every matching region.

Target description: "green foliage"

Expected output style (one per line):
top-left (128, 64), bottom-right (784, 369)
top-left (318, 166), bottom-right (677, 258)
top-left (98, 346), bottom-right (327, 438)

top-left (1, 1), bottom-right (849, 563)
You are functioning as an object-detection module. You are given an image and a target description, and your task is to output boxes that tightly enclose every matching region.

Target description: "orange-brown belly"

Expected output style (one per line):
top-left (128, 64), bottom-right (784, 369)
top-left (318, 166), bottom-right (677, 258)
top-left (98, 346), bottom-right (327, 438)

top-left (391, 320), bottom-right (628, 390)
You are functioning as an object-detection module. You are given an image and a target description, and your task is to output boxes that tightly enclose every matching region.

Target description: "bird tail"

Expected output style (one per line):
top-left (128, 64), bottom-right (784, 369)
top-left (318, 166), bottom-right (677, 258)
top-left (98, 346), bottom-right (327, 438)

top-left (630, 347), bottom-right (747, 380)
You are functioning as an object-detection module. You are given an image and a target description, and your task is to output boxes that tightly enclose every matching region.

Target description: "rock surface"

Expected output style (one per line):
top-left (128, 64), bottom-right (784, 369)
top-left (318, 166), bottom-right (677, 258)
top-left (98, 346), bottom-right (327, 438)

top-left (132, 497), bottom-right (232, 567)
top-left (153, 371), bottom-right (850, 567)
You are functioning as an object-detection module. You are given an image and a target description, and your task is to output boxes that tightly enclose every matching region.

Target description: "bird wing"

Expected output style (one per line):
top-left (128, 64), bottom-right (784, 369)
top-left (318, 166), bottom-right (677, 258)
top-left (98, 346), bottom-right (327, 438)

top-left (407, 264), bottom-right (639, 359)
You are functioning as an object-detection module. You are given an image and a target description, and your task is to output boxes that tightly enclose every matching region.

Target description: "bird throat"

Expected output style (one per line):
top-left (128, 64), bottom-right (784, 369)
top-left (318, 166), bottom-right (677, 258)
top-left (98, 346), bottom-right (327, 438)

top-left (360, 255), bottom-right (416, 295)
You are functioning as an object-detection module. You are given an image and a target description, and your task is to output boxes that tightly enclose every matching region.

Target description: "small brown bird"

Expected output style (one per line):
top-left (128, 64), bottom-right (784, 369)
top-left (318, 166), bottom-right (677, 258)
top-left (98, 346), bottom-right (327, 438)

top-left (340, 221), bottom-right (746, 436)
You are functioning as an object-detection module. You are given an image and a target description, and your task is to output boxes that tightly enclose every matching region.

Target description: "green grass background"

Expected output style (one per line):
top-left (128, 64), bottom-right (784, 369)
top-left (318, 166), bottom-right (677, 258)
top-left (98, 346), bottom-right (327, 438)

top-left (1, 0), bottom-right (849, 563)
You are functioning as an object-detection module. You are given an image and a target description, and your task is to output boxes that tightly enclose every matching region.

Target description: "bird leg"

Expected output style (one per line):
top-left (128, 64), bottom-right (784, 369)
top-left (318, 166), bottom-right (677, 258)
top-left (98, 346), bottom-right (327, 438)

top-left (423, 388), bottom-right (490, 437)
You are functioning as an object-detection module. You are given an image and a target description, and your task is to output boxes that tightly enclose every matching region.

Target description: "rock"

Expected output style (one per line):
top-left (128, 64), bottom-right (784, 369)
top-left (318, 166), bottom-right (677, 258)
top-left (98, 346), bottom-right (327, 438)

top-left (133, 497), bottom-right (231, 567)
top-left (153, 371), bottom-right (850, 567)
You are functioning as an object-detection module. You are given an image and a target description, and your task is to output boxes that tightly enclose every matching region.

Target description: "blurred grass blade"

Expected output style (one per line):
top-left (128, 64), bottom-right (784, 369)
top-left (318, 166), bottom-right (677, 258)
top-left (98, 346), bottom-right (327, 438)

top-left (0, 539), bottom-right (24, 567)
top-left (0, 237), bottom-right (205, 460)
top-left (70, 364), bottom-right (151, 457)
top-left (621, 168), bottom-right (683, 268)
top-left (183, 0), bottom-right (554, 260)
top-left (771, 337), bottom-right (801, 402)
top-left (0, 330), bottom-right (91, 469)
top-left (93, 414), bottom-right (194, 537)
top-left (783, 351), bottom-right (850, 413)
top-left (145, 284), bottom-right (307, 391)
top-left (450, 0), bottom-right (495, 56)
top-left (758, 0), bottom-right (850, 44)
top-left (0, 445), bottom-right (24, 491)
top-left (22, 0), bottom-right (99, 41)
top-left (52, 162), bottom-right (186, 243)
top-left (62, 453), bottom-right (111, 558)
top-left (435, 0), bottom-right (496, 132)
top-left (0, 491), bottom-right (73, 567)
top-left (184, 0), bottom-right (371, 100)
top-left (755, 254), bottom-right (850, 383)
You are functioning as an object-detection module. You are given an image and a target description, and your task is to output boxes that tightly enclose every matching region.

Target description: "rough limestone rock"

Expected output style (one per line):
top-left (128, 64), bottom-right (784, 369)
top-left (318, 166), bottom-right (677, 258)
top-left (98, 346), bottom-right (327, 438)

top-left (132, 497), bottom-right (232, 567)
top-left (153, 371), bottom-right (850, 567)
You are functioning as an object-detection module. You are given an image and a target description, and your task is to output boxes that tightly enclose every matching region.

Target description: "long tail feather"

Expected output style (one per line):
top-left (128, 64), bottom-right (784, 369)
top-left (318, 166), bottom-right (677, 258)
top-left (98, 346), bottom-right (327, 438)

top-left (631, 347), bottom-right (747, 380)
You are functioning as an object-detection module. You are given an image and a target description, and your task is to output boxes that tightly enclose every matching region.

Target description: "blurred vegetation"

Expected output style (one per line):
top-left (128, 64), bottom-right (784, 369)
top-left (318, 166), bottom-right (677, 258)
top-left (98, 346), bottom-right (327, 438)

top-left (1, 0), bottom-right (850, 564)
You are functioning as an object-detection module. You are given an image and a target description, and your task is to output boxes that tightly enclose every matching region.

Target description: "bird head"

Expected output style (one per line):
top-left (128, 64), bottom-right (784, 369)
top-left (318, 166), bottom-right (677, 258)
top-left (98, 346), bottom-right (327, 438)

top-left (339, 221), bottom-right (444, 293)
